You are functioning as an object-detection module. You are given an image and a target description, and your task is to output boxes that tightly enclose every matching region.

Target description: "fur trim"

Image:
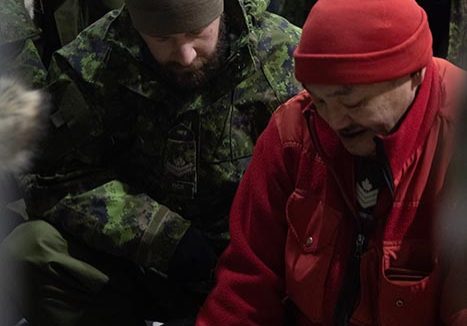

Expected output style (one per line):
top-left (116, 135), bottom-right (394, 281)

top-left (0, 78), bottom-right (47, 172)
top-left (24, 0), bottom-right (35, 20)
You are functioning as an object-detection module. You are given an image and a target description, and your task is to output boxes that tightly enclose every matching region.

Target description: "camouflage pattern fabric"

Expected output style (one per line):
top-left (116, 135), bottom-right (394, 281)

top-left (52, 0), bottom-right (123, 46)
top-left (0, 0), bottom-right (123, 88)
top-left (24, 0), bottom-right (301, 278)
top-left (0, 0), bottom-right (46, 87)
top-left (43, 180), bottom-right (191, 270)
top-left (0, 0), bottom-right (39, 44)
top-left (36, 0), bottom-right (123, 66)
top-left (448, 0), bottom-right (467, 68)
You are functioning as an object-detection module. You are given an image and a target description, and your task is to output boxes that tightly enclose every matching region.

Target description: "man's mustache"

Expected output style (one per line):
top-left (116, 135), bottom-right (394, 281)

top-left (338, 125), bottom-right (367, 138)
top-left (165, 61), bottom-right (205, 73)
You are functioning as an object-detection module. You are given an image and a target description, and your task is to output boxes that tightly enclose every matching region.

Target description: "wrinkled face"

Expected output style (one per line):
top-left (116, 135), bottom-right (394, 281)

top-left (140, 16), bottom-right (225, 89)
top-left (305, 71), bottom-right (423, 157)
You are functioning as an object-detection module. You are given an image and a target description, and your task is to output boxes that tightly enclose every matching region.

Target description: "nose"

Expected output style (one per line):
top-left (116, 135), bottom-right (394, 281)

top-left (173, 43), bottom-right (197, 67)
top-left (319, 103), bottom-right (352, 132)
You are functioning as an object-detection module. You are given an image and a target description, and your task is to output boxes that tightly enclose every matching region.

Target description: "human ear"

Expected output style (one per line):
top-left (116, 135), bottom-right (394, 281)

top-left (410, 68), bottom-right (426, 88)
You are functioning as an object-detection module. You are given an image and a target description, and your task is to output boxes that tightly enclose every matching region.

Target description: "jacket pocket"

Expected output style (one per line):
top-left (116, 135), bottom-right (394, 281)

top-left (284, 191), bottom-right (342, 323)
top-left (378, 239), bottom-right (441, 326)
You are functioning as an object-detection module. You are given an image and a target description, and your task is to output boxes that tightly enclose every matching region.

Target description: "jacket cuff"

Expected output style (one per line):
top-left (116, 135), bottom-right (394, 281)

top-left (135, 205), bottom-right (191, 273)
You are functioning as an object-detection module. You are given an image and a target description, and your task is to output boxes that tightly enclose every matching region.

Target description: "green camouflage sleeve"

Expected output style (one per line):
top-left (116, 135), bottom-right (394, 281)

top-left (42, 180), bottom-right (190, 272)
top-left (23, 55), bottom-right (191, 275)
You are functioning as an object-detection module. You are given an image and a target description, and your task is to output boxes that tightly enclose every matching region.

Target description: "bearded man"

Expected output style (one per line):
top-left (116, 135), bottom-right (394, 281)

top-left (0, 0), bottom-right (301, 325)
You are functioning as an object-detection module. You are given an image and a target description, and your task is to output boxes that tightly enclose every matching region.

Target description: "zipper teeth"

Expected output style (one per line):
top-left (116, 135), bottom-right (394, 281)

top-left (354, 233), bottom-right (365, 257)
top-left (305, 109), bottom-right (367, 324)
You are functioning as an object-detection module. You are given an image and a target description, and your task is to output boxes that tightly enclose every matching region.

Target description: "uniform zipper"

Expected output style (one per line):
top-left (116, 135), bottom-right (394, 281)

top-left (303, 108), bottom-right (368, 325)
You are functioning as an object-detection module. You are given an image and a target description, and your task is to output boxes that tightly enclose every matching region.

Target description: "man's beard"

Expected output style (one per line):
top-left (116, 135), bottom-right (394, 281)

top-left (157, 16), bottom-right (228, 91)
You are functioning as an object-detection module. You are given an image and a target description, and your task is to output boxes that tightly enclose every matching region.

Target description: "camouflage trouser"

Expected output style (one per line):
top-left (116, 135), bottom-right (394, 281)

top-left (0, 221), bottom-right (199, 326)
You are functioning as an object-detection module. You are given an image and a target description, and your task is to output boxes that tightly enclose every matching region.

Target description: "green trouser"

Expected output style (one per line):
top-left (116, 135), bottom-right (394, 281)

top-left (0, 220), bottom-right (200, 326)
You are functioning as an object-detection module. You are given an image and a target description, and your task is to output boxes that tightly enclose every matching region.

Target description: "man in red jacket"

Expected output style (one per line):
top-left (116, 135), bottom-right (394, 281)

top-left (196, 0), bottom-right (466, 325)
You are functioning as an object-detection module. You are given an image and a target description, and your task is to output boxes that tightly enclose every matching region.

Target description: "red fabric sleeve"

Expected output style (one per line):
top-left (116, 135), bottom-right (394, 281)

top-left (196, 116), bottom-right (299, 325)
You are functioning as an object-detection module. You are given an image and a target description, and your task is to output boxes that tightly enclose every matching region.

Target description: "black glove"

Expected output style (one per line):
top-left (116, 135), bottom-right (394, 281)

top-left (168, 226), bottom-right (217, 282)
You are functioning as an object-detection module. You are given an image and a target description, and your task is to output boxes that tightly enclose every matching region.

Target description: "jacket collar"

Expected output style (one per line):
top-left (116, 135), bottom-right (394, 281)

top-left (377, 59), bottom-right (439, 188)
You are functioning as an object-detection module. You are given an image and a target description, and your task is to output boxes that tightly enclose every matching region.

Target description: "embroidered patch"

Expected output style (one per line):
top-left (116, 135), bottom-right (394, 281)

top-left (357, 178), bottom-right (379, 209)
top-left (164, 122), bottom-right (197, 198)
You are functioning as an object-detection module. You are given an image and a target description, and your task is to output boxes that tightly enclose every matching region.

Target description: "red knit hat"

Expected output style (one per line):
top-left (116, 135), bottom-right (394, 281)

top-left (294, 0), bottom-right (433, 84)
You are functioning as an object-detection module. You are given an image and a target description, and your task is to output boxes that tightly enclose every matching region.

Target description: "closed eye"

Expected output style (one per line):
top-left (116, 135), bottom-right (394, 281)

top-left (154, 36), bottom-right (170, 42)
top-left (188, 29), bottom-right (204, 37)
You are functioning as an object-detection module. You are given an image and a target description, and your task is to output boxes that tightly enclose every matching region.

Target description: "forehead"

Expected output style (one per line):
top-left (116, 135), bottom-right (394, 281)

top-left (305, 81), bottom-right (393, 99)
top-left (141, 16), bottom-right (220, 39)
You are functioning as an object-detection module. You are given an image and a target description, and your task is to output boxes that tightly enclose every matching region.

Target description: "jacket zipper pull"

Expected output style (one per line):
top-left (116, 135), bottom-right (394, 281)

top-left (354, 233), bottom-right (366, 258)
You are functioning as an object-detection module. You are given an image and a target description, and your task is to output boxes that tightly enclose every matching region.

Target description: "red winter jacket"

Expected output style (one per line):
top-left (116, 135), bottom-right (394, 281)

top-left (196, 58), bottom-right (466, 325)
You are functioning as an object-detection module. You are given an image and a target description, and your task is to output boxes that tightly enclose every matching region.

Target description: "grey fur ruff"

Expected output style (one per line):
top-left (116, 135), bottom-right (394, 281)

top-left (0, 78), bottom-right (47, 172)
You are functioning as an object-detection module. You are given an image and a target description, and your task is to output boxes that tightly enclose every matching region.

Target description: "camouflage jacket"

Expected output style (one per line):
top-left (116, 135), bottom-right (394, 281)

top-left (24, 0), bottom-right (301, 277)
top-left (0, 0), bottom-right (122, 87)
top-left (0, 0), bottom-right (46, 87)
top-left (34, 0), bottom-right (123, 66)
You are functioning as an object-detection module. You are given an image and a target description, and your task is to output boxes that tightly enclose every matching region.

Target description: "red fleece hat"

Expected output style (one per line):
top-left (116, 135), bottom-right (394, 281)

top-left (294, 0), bottom-right (433, 84)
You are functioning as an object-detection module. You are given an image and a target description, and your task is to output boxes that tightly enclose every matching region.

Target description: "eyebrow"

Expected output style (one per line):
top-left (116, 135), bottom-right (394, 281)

top-left (188, 27), bottom-right (205, 34)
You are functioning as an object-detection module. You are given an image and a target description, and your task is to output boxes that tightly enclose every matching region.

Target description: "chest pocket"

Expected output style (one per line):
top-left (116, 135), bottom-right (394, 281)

top-left (377, 239), bottom-right (440, 326)
top-left (284, 191), bottom-right (342, 323)
top-left (198, 90), bottom-right (274, 186)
